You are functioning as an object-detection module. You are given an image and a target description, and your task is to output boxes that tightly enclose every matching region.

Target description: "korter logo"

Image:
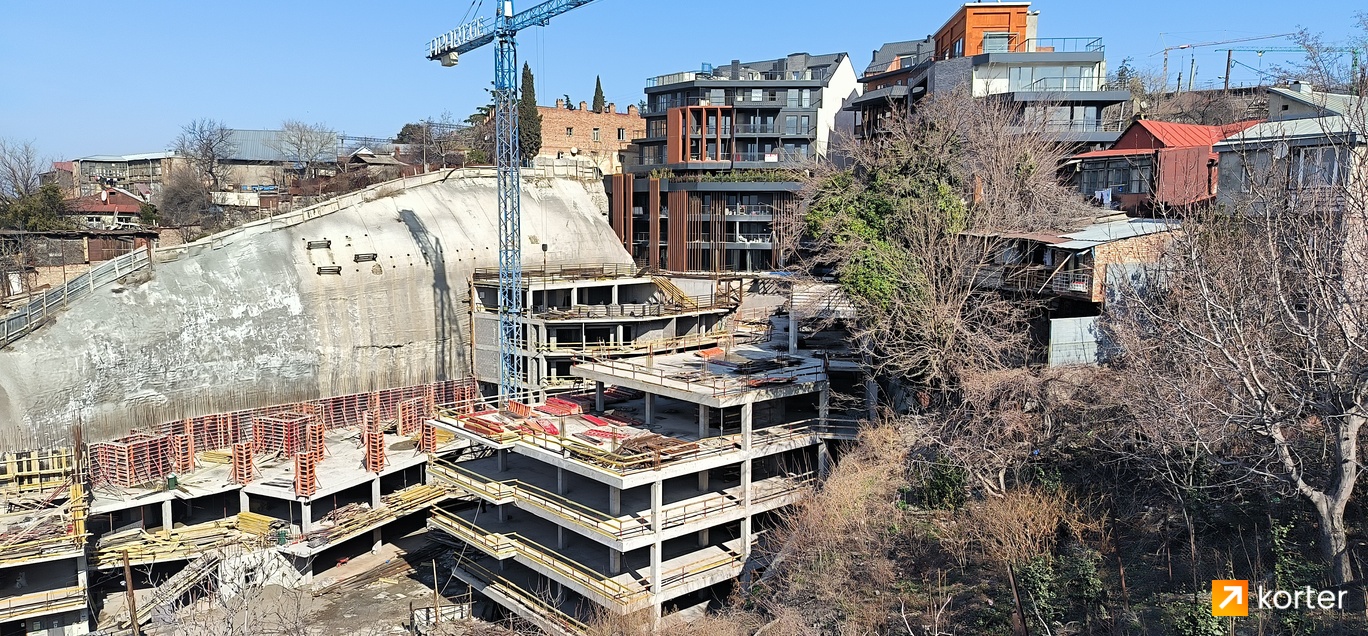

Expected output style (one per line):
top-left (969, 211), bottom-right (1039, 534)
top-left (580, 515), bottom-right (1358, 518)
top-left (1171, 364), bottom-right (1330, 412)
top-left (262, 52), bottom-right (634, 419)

top-left (1211, 580), bottom-right (1348, 617)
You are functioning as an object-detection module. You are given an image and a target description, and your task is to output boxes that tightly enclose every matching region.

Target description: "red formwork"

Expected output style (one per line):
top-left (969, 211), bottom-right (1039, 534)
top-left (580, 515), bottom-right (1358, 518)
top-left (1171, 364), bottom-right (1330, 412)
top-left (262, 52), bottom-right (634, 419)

top-left (396, 395), bottom-right (434, 436)
top-left (419, 421), bottom-right (438, 454)
top-left (305, 421), bottom-right (326, 463)
top-left (90, 433), bottom-right (173, 488)
top-left (254, 412), bottom-right (315, 456)
top-left (293, 453), bottom-right (317, 497)
top-left (171, 433), bottom-right (194, 474)
top-left (230, 441), bottom-right (256, 484)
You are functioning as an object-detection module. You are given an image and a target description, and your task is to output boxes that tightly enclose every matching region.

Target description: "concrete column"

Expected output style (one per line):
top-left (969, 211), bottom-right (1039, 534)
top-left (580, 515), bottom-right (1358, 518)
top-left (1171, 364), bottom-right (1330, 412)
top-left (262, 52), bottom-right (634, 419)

top-left (557, 467), bottom-right (566, 496)
top-left (698, 405), bottom-right (709, 439)
top-left (650, 480), bottom-right (662, 595)
top-left (697, 469), bottom-right (709, 492)
top-left (160, 499), bottom-right (173, 532)
top-left (371, 476), bottom-right (382, 508)
top-left (300, 501), bottom-right (313, 533)
top-left (819, 384), bottom-right (830, 426)
top-left (595, 381), bottom-right (605, 412)
top-left (497, 448), bottom-right (508, 473)
top-left (865, 374), bottom-right (878, 420)
top-left (239, 489), bottom-right (250, 514)
top-left (788, 307), bottom-right (798, 356)
top-left (75, 553), bottom-right (89, 589)
top-left (644, 393), bottom-right (656, 425)
top-left (557, 526), bottom-right (566, 550)
top-left (496, 503), bottom-right (507, 523)
top-left (697, 528), bottom-right (709, 547)
top-left (741, 459), bottom-right (752, 558)
top-left (740, 402), bottom-right (753, 451)
top-left (615, 324), bottom-right (623, 346)
top-left (372, 528), bottom-right (383, 553)
top-left (609, 548), bottom-right (622, 574)
top-left (818, 442), bottom-right (832, 479)
top-left (611, 284), bottom-right (619, 305)
top-left (570, 287), bottom-right (578, 306)
top-left (608, 485), bottom-right (621, 517)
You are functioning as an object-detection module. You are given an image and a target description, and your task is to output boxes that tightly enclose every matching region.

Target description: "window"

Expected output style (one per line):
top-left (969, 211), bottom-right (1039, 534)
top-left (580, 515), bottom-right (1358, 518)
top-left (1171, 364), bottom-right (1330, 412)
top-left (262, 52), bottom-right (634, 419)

top-left (785, 115), bottom-right (798, 135)
top-left (617, 127), bottom-right (626, 141)
top-left (647, 119), bottom-right (667, 137)
top-left (751, 88), bottom-right (763, 103)
top-left (592, 128), bottom-right (601, 142)
top-left (786, 90), bottom-right (798, 108)
top-left (953, 38), bottom-right (964, 57)
top-left (801, 89), bottom-right (812, 108)
top-left (566, 127), bottom-right (574, 137)
top-left (1297, 146), bottom-right (1343, 187)
top-left (983, 32), bottom-right (1012, 53)
top-left (709, 88), bottom-right (725, 105)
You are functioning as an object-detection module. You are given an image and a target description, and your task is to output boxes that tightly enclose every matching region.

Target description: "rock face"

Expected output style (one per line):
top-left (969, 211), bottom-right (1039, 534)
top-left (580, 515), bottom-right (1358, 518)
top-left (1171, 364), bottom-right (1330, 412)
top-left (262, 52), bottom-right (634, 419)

top-left (0, 170), bottom-right (631, 450)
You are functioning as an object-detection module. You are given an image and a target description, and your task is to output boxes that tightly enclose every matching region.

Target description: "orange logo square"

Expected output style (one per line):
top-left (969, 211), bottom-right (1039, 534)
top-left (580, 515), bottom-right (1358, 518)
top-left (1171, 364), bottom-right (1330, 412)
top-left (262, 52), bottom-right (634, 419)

top-left (1212, 580), bottom-right (1248, 616)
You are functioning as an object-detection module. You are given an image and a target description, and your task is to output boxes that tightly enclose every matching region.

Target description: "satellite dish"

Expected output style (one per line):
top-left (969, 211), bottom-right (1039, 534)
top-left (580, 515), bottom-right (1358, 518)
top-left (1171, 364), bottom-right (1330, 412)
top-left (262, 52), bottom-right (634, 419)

top-left (1273, 141), bottom-right (1289, 159)
top-left (570, 147), bottom-right (580, 155)
top-left (100, 191), bottom-right (108, 203)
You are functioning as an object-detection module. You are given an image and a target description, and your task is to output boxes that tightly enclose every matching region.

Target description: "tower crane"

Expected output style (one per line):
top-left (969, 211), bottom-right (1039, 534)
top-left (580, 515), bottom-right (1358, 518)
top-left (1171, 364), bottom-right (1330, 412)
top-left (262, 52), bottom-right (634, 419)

top-left (426, 0), bottom-right (597, 405)
top-left (1154, 33), bottom-right (1294, 92)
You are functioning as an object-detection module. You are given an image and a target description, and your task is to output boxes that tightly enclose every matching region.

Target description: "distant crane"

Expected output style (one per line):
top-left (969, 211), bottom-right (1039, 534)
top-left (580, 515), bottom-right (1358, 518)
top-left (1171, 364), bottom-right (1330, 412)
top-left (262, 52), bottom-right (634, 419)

top-left (1154, 33), bottom-right (1295, 92)
top-left (426, 0), bottom-right (597, 405)
top-left (1215, 46), bottom-right (1364, 93)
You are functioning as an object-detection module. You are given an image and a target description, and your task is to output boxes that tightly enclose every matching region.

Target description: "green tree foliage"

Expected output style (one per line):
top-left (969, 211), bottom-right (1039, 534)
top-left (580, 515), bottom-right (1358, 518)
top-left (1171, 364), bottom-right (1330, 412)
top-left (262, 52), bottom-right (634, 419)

top-left (395, 122), bottom-right (427, 144)
top-left (0, 183), bottom-right (72, 231)
top-left (592, 75), bottom-right (605, 113)
top-left (518, 63), bottom-right (542, 161)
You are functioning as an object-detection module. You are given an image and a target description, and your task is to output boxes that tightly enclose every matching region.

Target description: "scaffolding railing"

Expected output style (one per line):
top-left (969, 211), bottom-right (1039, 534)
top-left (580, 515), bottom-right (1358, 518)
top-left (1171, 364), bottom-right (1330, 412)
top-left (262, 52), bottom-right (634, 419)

top-left (473, 263), bottom-right (642, 284)
top-left (452, 554), bottom-right (590, 634)
top-left (571, 358), bottom-right (827, 398)
top-left (0, 585), bottom-right (88, 623)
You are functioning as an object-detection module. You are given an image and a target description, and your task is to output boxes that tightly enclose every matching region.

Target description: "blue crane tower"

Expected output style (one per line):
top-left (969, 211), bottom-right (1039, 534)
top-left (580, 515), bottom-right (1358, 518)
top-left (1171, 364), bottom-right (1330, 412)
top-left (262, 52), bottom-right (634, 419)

top-left (426, 0), bottom-right (597, 405)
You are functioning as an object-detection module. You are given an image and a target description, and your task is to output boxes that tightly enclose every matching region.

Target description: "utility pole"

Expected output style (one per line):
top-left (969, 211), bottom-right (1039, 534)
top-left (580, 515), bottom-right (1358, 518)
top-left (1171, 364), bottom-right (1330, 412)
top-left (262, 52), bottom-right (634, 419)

top-left (123, 551), bottom-right (140, 636)
top-left (1224, 49), bottom-right (1234, 93)
top-left (1188, 57), bottom-right (1197, 91)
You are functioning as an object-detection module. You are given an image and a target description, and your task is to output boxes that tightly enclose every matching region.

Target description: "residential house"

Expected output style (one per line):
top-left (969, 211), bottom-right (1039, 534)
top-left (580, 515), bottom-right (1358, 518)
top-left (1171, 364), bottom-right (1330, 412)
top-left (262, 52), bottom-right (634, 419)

top-left (71, 153), bottom-right (176, 198)
top-left (970, 215), bottom-right (1177, 365)
top-left (537, 100), bottom-right (645, 175)
top-left (64, 188), bottom-right (148, 228)
top-left (1071, 119), bottom-right (1260, 214)
top-left (607, 52), bottom-right (861, 273)
top-left (847, 1), bottom-right (1131, 146)
top-left (1214, 83), bottom-right (1364, 209)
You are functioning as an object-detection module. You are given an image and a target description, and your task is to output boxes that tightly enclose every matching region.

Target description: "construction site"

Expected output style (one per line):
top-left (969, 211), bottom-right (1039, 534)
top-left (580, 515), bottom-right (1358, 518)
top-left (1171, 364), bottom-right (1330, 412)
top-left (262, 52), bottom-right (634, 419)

top-left (0, 160), bottom-right (865, 635)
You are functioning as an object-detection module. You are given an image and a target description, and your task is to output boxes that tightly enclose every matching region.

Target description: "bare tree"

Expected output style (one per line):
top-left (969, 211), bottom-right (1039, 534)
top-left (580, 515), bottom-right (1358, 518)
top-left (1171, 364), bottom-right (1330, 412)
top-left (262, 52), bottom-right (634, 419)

top-left (1268, 16), bottom-right (1368, 92)
top-left (157, 167), bottom-right (215, 242)
top-left (174, 118), bottom-right (236, 191)
top-left (0, 138), bottom-right (44, 205)
top-left (268, 120), bottom-right (337, 190)
top-left (1105, 89), bottom-right (1368, 594)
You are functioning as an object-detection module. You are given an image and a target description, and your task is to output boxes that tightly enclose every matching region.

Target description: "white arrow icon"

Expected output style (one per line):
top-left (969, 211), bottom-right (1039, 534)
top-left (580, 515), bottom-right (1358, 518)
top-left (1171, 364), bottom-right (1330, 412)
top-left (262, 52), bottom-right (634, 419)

top-left (1219, 585), bottom-right (1245, 609)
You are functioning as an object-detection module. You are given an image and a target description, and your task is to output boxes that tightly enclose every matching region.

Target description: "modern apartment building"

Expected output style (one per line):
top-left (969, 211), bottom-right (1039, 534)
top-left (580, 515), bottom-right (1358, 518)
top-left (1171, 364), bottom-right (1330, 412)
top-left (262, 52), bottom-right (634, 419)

top-left (848, 1), bottom-right (1131, 146)
top-left (607, 52), bottom-right (861, 273)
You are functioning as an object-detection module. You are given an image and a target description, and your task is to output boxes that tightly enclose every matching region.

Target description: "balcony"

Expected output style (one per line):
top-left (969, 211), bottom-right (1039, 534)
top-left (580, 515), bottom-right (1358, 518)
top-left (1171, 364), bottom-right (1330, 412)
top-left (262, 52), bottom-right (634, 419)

top-left (977, 264), bottom-right (1096, 299)
top-left (1010, 37), bottom-right (1104, 53)
top-left (728, 232), bottom-right (774, 244)
top-left (735, 123), bottom-right (781, 135)
top-left (527, 294), bottom-right (737, 321)
top-left (734, 149), bottom-right (810, 164)
top-left (1019, 76), bottom-right (1110, 92)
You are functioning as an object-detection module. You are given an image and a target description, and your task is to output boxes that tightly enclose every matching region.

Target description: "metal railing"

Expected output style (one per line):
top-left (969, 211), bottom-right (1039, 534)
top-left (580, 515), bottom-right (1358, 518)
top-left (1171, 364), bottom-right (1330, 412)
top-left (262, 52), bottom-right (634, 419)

top-left (451, 554), bottom-right (589, 634)
top-left (529, 293), bottom-right (735, 320)
top-left (1020, 76), bottom-right (1109, 92)
top-left (1, 247), bottom-right (151, 350)
top-left (728, 233), bottom-right (775, 243)
top-left (1036, 118), bottom-right (1128, 133)
top-left (734, 149), bottom-right (810, 163)
top-left (472, 263), bottom-right (642, 284)
top-left (1050, 271), bottom-right (1094, 294)
top-left (431, 459), bottom-right (814, 542)
top-left (534, 328), bottom-right (761, 354)
top-left (1011, 37), bottom-right (1104, 53)
top-left (0, 585), bottom-right (88, 622)
top-left (734, 123), bottom-right (780, 134)
top-left (571, 358), bottom-right (827, 399)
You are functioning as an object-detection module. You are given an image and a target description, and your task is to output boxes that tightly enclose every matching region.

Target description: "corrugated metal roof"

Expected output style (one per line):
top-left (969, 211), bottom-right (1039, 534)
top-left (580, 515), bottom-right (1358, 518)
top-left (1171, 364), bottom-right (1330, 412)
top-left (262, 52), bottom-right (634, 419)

top-left (1054, 218), bottom-right (1177, 250)
top-left (1214, 116), bottom-right (1359, 148)
top-left (1268, 86), bottom-right (1361, 117)
top-left (1137, 119), bottom-right (1260, 148)
top-left (77, 152), bottom-right (176, 162)
top-left (1072, 147), bottom-right (1153, 159)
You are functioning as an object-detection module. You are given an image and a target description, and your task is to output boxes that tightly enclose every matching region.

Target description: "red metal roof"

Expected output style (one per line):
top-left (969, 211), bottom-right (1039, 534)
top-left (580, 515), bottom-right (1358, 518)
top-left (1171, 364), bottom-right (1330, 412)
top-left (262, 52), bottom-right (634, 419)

top-left (1135, 119), bottom-right (1260, 148)
top-left (1071, 147), bottom-right (1154, 159)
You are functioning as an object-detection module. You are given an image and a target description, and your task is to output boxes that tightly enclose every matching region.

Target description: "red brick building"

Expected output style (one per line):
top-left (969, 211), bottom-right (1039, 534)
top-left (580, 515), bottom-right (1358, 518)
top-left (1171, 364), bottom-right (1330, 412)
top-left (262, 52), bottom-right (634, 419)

top-left (536, 101), bottom-right (643, 175)
top-left (64, 188), bottom-right (147, 228)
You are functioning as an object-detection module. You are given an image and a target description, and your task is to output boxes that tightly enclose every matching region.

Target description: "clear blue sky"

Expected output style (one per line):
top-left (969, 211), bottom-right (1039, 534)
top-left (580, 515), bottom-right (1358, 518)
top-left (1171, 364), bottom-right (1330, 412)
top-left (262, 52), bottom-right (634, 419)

top-left (1, 0), bottom-right (1361, 160)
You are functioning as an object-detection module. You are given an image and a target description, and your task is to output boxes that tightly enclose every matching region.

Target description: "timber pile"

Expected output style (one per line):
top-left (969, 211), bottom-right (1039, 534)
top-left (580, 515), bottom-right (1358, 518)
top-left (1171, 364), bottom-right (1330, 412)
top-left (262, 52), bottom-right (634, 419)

top-left (235, 511), bottom-right (285, 537)
top-left (311, 543), bottom-right (445, 596)
top-left (616, 434), bottom-right (700, 460)
top-left (0, 508), bottom-right (81, 565)
top-left (94, 518), bottom-right (242, 567)
top-left (299, 484), bottom-right (452, 549)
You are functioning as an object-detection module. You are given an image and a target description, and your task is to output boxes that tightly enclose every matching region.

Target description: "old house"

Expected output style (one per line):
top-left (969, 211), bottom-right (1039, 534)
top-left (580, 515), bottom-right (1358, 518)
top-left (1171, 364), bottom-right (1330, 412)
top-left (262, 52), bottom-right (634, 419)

top-left (1071, 119), bottom-right (1260, 213)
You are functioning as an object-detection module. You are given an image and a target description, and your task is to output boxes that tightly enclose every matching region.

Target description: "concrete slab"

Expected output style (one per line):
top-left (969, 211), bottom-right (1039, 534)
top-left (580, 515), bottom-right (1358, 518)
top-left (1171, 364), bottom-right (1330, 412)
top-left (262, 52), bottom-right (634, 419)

top-left (572, 343), bottom-right (827, 408)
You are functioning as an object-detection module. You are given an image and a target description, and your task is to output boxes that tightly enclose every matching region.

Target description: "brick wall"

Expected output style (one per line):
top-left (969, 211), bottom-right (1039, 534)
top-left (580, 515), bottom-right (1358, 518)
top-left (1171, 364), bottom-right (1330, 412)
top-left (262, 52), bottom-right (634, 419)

top-left (536, 101), bottom-right (644, 175)
top-left (1093, 231), bottom-right (1175, 303)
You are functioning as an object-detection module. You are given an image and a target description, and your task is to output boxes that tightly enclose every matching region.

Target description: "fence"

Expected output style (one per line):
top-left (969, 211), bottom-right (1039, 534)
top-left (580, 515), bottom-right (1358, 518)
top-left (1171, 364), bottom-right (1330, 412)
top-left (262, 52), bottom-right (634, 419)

top-left (0, 248), bottom-right (150, 349)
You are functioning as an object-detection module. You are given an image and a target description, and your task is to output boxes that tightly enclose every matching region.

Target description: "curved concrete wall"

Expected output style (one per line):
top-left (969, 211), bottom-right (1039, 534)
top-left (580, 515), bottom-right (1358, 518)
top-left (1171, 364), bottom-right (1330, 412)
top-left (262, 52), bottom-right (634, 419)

top-left (0, 170), bottom-right (631, 450)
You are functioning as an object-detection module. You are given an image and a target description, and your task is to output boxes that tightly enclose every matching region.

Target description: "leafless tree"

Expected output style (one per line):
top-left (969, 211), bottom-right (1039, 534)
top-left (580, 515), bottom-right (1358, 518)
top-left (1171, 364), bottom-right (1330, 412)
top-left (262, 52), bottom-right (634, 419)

top-left (268, 120), bottom-right (337, 189)
top-left (0, 138), bottom-right (44, 205)
top-left (157, 167), bottom-right (215, 242)
top-left (1268, 16), bottom-right (1368, 92)
top-left (1105, 87), bottom-right (1368, 595)
top-left (174, 118), bottom-right (236, 191)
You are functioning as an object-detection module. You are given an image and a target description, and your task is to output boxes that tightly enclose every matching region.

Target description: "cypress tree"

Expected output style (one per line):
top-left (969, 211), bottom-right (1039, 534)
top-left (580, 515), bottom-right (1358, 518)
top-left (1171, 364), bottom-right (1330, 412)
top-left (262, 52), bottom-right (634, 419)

top-left (518, 63), bottom-right (542, 161)
top-left (592, 76), bottom-right (606, 113)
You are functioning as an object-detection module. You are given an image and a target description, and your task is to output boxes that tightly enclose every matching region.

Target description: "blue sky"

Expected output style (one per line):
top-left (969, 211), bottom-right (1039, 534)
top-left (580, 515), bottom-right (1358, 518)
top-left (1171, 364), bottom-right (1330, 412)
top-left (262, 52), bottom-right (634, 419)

top-left (1, 0), bottom-right (1362, 160)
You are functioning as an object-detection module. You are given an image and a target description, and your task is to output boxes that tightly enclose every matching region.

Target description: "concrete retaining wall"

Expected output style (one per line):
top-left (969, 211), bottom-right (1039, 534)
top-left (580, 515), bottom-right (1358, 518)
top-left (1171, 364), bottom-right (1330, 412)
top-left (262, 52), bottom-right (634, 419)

top-left (0, 169), bottom-right (631, 450)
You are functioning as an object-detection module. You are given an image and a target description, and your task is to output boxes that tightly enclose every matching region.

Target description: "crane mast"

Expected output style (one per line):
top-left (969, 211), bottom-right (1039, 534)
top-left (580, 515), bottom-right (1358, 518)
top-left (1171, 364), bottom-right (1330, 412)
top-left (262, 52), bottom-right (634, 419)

top-left (427, 0), bottom-right (597, 405)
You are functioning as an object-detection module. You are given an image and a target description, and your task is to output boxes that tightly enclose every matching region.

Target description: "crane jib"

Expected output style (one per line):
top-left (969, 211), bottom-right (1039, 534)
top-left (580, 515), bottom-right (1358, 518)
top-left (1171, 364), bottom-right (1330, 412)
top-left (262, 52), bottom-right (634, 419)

top-left (428, 16), bottom-right (491, 58)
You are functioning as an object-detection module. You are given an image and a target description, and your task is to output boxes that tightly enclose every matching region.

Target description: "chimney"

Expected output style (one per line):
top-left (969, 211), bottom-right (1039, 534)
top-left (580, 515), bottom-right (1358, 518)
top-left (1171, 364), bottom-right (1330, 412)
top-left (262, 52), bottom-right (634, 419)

top-left (607, 103), bottom-right (616, 113)
top-left (627, 104), bottom-right (638, 116)
top-left (1292, 80), bottom-right (1314, 94)
top-left (555, 98), bottom-right (565, 108)
top-left (731, 59), bottom-right (741, 80)
top-left (579, 101), bottom-right (588, 111)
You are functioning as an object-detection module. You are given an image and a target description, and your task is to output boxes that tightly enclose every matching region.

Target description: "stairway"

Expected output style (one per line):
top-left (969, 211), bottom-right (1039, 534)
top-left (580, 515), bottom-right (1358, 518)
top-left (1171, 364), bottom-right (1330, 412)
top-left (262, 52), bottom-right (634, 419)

top-left (651, 277), bottom-right (698, 309)
top-left (121, 549), bottom-right (223, 628)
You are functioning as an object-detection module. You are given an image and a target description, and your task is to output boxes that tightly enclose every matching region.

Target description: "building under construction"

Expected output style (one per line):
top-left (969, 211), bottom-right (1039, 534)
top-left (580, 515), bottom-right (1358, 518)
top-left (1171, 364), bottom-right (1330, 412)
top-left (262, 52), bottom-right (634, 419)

top-left (0, 168), bottom-right (863, 635)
